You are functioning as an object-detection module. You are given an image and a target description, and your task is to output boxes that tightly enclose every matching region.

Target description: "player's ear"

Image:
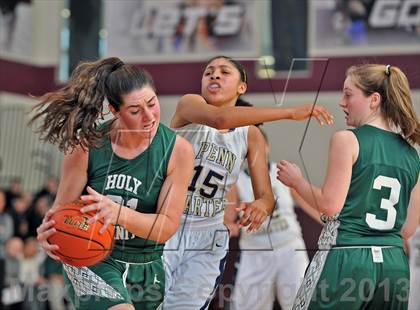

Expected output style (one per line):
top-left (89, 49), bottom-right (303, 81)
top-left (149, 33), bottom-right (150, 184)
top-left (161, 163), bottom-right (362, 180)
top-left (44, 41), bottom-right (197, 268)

top-left (238, 82), bottom-right (247, 95)
top-left (108, 104), bottom-right (119, 117)
top-left (370, 92), bottom-right (381, 110)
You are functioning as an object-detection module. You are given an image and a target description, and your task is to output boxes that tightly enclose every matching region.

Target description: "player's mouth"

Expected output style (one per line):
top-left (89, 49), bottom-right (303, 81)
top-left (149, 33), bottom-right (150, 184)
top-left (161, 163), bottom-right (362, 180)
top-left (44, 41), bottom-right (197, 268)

top-left (208, 82), bottom-right (221, 91)
top-left (143, 121), bottom-right (155, 131)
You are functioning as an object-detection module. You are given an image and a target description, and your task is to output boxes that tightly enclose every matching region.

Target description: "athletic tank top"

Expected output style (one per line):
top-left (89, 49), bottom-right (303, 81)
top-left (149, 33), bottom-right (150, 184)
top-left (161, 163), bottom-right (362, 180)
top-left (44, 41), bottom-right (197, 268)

top-left (176, 123), bottom-right (248, 228)
top-left (88, 122), bottom-right (176, 262)
top-left (336, 125), bottom-right (420, 247)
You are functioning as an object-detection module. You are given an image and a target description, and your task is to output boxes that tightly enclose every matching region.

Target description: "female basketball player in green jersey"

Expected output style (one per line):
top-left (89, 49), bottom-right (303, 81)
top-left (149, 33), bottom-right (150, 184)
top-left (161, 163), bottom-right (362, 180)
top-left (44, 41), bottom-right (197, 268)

top-left (33, 57), bottom-right (194, 310)
top-left (277, 64), bottom-right (420, 309)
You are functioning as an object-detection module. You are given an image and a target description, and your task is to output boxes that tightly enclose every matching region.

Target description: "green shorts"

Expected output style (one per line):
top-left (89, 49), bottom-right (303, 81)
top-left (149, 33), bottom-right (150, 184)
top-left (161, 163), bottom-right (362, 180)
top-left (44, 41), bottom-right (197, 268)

top-left (309, 246), bottom-right (409, 310)
top-left (45, 256), bottom-right (63, 278)
top-left (63, 254), bottom-right (165, 310)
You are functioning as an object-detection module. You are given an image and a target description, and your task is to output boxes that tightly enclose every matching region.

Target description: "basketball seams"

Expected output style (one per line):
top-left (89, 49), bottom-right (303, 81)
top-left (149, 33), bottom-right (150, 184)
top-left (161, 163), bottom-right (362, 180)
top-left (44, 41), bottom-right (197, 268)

top-left (52, 227), bottom-right (108, 249)
top-left (49, 200), bottom-right (115, 267)
top-left (53, 208), bottom-right (114, 244)
top-left (53, 249), bottom-right (103, 262)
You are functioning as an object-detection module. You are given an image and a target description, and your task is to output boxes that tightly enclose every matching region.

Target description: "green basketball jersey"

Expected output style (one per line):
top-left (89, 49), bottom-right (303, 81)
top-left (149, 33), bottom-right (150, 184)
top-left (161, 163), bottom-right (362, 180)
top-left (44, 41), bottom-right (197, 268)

top-left (87, 122), bottom-right (176, 262)
top-left (336, 125), bottom-right (420, 247)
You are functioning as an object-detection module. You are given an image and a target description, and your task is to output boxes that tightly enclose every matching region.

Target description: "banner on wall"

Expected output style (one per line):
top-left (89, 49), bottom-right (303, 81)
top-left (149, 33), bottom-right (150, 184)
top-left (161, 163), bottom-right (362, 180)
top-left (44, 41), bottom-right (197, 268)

top-left (0, 0), bottom-right (33, 60)
top-left (310, 0), bottom-right (420, 56)
top-left (104, 0), bottom-right (259, 62)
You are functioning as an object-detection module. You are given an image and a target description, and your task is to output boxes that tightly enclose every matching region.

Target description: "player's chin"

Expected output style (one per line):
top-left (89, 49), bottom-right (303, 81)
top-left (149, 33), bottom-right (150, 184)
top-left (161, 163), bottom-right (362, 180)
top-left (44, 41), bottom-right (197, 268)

top-left (344, 117), bottom-right (353, 127)
top-left (203, 93), bottom-right (223, 106)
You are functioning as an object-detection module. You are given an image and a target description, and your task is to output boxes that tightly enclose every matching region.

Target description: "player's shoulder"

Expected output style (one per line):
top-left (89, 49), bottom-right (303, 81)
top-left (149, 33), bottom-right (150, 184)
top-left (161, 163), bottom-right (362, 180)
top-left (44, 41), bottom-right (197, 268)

top-left (332, 129), bottom-right (356, 140)
top-left (65, 144), bottom-right (89, 160)
top-left (173, 135), bottom-right (194, 160)
top-left (330, 130), bottom-right (358, 148)
top-left (247, 124), bottom-right (259, 134)
top-left (167, 136), bottom-right (194, 173)
top-left (246, 125), bottom-right (262, 141)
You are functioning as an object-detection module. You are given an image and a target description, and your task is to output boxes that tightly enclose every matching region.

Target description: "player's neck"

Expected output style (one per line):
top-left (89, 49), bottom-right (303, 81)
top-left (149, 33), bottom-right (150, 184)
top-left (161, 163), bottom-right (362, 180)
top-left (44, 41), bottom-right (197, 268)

top-left (110, 130), bottom-right (155, 159)
top-left (364, 116), bottom-right (392, 132)
top-left (111, 121), bottom-right (157, 149)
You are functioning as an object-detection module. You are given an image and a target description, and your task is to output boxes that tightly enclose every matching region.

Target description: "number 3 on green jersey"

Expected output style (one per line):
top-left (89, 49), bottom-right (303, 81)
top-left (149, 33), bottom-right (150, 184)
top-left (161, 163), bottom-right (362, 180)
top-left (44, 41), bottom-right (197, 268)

top-left (366, 175), bottom-right (401, 230)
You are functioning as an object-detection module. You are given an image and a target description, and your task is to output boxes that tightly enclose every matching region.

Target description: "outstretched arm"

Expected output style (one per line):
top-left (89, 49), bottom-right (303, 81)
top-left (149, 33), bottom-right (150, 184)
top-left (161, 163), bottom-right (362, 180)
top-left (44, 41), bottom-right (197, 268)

top-left (171, 94), bottom-right (333, 129)
top-left (277, 130), bottom-right (358, 217)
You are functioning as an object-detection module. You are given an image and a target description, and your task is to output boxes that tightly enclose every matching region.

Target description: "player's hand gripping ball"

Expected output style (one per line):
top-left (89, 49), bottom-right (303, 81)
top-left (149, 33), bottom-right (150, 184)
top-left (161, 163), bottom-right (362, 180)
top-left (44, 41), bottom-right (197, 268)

top-left (47, 200), bottom-right (114, 267)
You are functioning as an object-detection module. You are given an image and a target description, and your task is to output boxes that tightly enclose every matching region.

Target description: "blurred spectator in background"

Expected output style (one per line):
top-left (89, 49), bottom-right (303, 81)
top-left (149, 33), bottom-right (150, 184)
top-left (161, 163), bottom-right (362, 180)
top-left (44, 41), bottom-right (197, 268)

top-left (10, 195), bottom-right (31, 240)
top-left (332, 0), bottom-right (370, 44)
top-left (5, 178), bottom-right (23, 211)
top-left (32, 177), bottom-right (58, 207)
top-left (0, 0), bottom-right (32, 51)
top-left (2, 177), bottom-right (66, 309)
top-left (19, 237), bottom-right (46, 310)
top-left (3, 237), bottom-right (24, 309)
top-left (28, 196), bottom-right (50, 237)
top-left (1, 178), bottom-right (63, 308)
top-left (0, 188), bottom-right (15, 307)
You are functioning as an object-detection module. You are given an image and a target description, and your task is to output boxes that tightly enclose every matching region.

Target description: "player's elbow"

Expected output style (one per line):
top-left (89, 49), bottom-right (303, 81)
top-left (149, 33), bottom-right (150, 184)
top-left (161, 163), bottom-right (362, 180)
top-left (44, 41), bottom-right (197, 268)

top-left (321, 202), bottom-right (341, 217)
top-left (322, 208), bottom-right (339, 217)
top-left (318, 193), bottom-right (343, 217)
top-left (401, 224), bottom-right (415, 241)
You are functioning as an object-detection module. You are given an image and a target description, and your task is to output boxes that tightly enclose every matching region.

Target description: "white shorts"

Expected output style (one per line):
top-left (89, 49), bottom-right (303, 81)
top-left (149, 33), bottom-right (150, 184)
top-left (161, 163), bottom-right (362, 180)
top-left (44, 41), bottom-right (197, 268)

top-left (162, 223), bottom-right (229, 310)
top-left (231, 237), bottom-right (309, 310)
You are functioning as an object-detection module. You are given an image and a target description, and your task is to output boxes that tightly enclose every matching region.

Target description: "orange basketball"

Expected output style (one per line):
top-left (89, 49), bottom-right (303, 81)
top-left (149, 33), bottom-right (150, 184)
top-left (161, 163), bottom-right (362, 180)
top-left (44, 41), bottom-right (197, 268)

top-left (48, 200), bottom-right (114, 267)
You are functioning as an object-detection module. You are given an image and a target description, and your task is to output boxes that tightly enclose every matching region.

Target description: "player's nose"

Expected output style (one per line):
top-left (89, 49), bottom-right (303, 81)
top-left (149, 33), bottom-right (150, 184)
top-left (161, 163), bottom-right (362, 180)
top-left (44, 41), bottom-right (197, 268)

top-left (210, 72), bottom-right (220, 80)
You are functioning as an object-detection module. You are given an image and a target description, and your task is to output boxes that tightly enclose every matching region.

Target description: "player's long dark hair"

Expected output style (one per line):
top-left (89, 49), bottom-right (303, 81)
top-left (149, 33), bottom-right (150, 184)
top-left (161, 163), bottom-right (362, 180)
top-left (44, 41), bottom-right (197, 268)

top-left (347, 64), bottom-right (420, 145)
top-left (29, 57), bottom-right (155, 152)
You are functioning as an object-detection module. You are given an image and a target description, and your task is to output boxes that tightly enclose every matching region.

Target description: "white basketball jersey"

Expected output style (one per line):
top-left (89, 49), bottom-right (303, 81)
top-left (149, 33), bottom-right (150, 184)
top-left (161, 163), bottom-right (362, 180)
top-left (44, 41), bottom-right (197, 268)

top-left (176, 123), bottom-right (249, 228)
top-left (237, 162), bottom-right (303, 249)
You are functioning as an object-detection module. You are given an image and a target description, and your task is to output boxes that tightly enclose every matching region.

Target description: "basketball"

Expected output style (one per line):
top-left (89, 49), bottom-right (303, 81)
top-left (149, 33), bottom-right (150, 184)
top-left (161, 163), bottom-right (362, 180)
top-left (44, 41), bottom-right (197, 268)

top-left (48, 200), bottom-right (114, 267)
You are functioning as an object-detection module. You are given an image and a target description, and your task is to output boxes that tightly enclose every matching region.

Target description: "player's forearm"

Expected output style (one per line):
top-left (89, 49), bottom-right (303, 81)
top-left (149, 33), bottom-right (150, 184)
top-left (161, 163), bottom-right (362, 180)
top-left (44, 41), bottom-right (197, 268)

top-left (256, 193), bottom-right (276, 215)
top-left (291, 189), bottom-right (323, 224)
top-left (293, 178), bottom-right (331, 216)
top-left (224, 202), bottom-right (238, 224)
top-left (118, 207), bottom-right (179, 243)
top-left (214, 107), bottom-right (294, 129)
top-left (179, 94), bottom-right (297, 129)
top-left (401, 215), bottom-right (419, 241)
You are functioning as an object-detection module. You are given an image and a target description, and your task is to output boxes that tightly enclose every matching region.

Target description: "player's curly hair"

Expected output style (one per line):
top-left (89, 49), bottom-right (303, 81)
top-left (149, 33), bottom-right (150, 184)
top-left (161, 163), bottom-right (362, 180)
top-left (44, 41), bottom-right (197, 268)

top-left (29, 57), bottom-right (155, 153)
